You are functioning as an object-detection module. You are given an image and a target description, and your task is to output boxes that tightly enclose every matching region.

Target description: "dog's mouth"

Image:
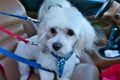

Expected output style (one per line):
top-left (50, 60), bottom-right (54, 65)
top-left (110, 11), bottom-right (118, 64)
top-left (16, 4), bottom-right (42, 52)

top-left (50, 49), bottom-right (74, 58)
top-left (51, 50), bottom-right (74, 59)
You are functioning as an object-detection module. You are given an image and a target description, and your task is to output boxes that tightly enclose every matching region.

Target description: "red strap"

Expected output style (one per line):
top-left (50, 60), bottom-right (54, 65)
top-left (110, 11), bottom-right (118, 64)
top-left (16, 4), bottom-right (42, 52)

top-left (27, 73), bottom-right (32, 80)
top-left (0, 27), bottom-right (29, 43)
top-left (0, 64), bottom-right (7, 80)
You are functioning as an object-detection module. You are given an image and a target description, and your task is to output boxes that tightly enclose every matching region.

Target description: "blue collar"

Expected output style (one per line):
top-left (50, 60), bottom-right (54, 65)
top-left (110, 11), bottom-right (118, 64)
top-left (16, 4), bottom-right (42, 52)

top-left (51, 51), bottom-right (74, 78)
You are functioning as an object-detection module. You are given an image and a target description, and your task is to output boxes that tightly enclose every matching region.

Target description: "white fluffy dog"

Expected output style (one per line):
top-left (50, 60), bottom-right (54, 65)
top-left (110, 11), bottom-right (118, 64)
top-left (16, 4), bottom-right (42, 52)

top-left (15, 0), bottom-right (96, 80)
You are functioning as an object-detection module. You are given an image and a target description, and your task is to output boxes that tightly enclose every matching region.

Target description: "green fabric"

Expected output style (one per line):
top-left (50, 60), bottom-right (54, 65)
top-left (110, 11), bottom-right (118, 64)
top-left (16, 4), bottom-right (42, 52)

top-left (19, 0), bottom-right (43, 11)
top-left (19, 0), bottom-right (105, 16)
top-left (68, 0), bottom-right (105, 16)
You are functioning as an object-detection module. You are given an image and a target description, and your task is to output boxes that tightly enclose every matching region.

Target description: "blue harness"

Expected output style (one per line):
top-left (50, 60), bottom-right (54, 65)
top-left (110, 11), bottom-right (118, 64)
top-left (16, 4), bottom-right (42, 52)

top-left (51, 51), bottom-right (73, 78)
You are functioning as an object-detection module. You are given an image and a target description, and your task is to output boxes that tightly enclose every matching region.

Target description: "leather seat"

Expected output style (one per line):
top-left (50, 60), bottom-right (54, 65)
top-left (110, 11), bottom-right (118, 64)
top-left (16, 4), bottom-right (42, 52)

top-left (0, 0), bottom-right (30, 80)
top-left (0, 0), bottom-right (28, 58)
top-left (0, 0), bottom-right (99, 80)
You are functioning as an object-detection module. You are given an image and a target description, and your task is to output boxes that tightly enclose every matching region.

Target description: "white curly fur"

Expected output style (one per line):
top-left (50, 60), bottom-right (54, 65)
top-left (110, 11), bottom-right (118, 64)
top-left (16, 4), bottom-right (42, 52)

top-left (15, 0), bottom-right (96, 80)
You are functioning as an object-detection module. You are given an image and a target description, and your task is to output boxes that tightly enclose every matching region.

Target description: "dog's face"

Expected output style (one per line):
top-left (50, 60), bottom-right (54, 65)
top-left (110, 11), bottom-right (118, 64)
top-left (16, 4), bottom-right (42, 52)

top-left (38, 7), bottom-right (80, 57)
top-left (46, 26), bottom-right (78, 57)
top-left (38, 7), bottom-right (96, 57)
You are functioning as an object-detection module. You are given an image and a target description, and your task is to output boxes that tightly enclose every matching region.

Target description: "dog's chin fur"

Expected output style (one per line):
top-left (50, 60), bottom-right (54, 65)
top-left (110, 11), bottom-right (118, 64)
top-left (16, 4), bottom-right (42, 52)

top-left (15, 0), bottom-right (97, 80)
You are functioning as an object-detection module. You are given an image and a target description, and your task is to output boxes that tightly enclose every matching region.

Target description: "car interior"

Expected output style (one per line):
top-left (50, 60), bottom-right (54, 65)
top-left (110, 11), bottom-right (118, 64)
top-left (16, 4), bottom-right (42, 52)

top-left (0, 0), bottom-right (120, 80)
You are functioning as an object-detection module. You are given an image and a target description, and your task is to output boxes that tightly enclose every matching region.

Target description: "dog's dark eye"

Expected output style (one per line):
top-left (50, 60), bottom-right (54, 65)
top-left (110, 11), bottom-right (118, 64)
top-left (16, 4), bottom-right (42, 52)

top-left (67, 29), bottom-right (74, 36)
top-left (50, 28), bottom-right (57, 34)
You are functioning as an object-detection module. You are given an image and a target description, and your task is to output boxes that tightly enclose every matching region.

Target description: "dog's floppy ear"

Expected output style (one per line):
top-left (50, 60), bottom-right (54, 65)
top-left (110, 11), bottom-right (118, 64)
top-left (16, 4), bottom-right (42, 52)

top-left (37, 19), bottom-right (48, 44)
top-left (74, 17), bottom-right (97, 56)
top-left (37, 20), bottom-right (46, 38)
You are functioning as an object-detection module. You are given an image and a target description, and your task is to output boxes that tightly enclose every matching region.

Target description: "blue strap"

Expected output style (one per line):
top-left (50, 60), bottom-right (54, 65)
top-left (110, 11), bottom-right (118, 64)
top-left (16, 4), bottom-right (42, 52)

top-left (51, 52), bottom-right (73, 78)
top-left (0, 47), bottom-right (55, 73)
top-left (0, 11), bottom-right (28, 20)
top-left (0, 11), bottom-right (40, 22)
top-left (94, 0), bottom-right (114, 18)
top-left (0, 11), bottom-right (39, 31)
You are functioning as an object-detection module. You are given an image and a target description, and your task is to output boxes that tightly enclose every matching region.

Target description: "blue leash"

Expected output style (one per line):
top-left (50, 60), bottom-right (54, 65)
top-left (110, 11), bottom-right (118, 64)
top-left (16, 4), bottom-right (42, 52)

top-left (0, 47), bottom-right (55, 73)
top-left (0, 11), bottom-right (40, 22)
top-left (0, 11), bottom-right (28, 20)
top-left (0, 11), bottom-right (39, 31)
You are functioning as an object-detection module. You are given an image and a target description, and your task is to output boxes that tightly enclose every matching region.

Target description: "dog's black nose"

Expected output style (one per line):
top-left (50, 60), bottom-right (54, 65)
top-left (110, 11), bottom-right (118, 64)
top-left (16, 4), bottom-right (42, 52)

top-left (52, 42), bottom-right (62, 51)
